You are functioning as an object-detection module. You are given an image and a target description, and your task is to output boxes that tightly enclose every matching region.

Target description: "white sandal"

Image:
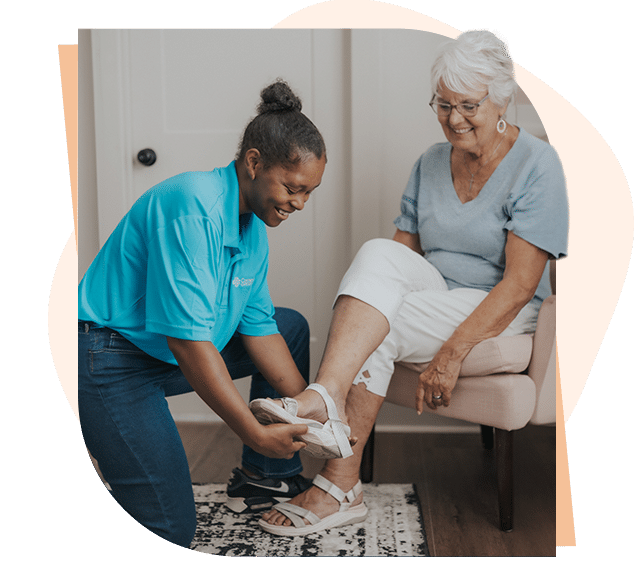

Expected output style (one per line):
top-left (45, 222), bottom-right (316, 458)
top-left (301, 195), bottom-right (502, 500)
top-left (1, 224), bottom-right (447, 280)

top-left (258, 474), bottom-right (367, 536)
top-left (249, 383), bottom-right (353, 459)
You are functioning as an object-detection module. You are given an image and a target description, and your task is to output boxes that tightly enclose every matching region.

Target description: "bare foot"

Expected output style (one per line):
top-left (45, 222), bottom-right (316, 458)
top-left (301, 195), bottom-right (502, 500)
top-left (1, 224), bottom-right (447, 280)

top-left (294, 387), bottom-right (331, 422)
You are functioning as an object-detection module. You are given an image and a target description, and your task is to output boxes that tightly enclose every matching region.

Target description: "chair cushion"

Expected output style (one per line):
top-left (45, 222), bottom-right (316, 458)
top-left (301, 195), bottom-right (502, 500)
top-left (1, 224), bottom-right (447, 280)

top-left (386, 366), bottom-right (537, 430)
top-left (397, 334), bottom-right (533, 377)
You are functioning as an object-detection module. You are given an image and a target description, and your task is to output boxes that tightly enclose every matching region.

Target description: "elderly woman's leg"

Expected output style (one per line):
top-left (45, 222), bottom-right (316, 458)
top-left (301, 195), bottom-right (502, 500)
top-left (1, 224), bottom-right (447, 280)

top-left (257, 243), bottom-right (447, 531)
top-left (261, 381), bottom-right (384, 527)
top-left (252, 239), bottom-right (446, 465)
top-left (276, 239), bottom-right (445, 425)
top-left (287, 294), bottom-right (389, 427)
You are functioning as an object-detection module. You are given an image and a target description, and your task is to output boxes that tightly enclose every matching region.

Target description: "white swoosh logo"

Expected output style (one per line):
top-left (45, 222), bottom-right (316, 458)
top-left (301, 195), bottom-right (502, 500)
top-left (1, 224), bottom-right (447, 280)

top-left (247, 480), bottom-right (290, 493)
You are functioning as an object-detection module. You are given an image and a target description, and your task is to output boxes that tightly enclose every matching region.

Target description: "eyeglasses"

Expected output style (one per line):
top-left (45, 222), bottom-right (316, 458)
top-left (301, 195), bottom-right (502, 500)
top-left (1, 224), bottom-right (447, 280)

top-left (429, 94), bottom-right (489, 118)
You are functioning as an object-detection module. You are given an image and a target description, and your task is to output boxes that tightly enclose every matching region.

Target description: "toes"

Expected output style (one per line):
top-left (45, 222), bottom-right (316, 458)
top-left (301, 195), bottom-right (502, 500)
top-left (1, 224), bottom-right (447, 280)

top-left (261, 508), bottom-right (302, 528)
top-left (267, 511), bottom-right (289, 526)
top-left (274, 513), bottom-right (290, 526)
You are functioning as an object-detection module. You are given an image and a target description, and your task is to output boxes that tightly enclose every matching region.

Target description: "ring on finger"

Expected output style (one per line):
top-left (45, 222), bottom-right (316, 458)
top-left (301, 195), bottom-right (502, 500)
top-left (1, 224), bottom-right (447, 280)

top-left (433, 394), bottom-right (442, 400)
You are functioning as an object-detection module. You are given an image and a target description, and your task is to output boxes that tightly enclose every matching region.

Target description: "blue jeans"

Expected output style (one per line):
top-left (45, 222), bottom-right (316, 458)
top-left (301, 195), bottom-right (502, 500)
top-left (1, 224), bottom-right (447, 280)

top-left (78, 308), bottom-right (309, 548)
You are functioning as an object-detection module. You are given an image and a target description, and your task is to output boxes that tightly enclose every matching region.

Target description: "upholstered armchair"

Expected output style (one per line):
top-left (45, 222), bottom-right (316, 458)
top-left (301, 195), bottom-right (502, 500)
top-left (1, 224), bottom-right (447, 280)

top-left (360, 262), bottom-right (556, 532)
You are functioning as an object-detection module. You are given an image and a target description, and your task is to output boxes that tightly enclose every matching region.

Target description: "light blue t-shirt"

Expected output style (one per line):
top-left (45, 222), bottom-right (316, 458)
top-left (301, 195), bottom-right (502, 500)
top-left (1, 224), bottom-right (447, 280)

top-left (394, 128), bottom-right (569, 307)
top-left (78, 161), bottom-right (279, 364)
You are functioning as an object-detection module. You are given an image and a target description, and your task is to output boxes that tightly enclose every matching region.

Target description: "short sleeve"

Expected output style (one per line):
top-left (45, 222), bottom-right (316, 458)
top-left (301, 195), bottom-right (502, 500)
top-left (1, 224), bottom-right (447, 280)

top-left (145, 216), bottom-right (222, 340)
top-left (504, 147), bottom-right (569, 259)
top-left (393, 156), bottom-right (423, 234)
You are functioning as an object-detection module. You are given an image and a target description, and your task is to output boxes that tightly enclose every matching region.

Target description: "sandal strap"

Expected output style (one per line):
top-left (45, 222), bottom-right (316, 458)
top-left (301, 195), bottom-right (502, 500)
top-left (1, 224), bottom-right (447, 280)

top-left (267, 478), bottom-right (363, 531)
top-left (305, 383), bottom-right (354, 458)
top-left (279, 397), bottom-right (298, 417)
top-left (326, 419), bottom-right (353, 459)
top-left (305, 383), bottom-right (338, 420)
top-left (313, 474), bottom-right (362, 505)
top-left (272, 502), bottom-right (321, 528)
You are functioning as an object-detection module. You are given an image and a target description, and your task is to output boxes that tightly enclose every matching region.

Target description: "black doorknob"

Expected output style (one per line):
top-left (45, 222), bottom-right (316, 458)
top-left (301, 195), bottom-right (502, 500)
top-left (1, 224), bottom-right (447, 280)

top-left (137, 148), bottom-right (157, 166)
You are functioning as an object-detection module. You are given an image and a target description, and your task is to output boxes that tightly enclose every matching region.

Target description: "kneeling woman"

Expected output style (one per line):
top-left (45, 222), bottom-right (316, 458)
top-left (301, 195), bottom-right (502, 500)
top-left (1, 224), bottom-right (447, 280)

top-left (78, 80), bottom-right (326, 547)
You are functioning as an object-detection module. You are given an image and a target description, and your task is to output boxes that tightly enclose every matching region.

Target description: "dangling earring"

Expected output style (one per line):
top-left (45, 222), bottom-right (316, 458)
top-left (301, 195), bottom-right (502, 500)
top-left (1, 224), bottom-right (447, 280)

top-left (497, 118), bottom-right (507, 134)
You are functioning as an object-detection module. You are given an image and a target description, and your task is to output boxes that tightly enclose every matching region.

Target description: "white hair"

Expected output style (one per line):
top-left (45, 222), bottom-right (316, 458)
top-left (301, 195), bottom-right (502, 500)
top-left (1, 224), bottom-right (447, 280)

top-left (430, 30), bottom-right (516, 107)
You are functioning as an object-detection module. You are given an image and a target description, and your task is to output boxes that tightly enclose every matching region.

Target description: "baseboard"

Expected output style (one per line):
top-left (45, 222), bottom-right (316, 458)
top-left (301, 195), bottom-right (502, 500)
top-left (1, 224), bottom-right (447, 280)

top-left (376, 423), bottom-right (479, 434)
top-left (172, 414), bottom-right (479, 433)
top-left (173, 413), bottom-right (223, 424)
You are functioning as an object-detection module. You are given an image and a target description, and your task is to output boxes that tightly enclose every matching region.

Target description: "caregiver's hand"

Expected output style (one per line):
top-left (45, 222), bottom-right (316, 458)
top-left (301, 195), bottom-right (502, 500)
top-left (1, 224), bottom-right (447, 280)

top-left (250, 422), bottom-right (309, 460)
top-left (416, 349), bottom-right (462, 413)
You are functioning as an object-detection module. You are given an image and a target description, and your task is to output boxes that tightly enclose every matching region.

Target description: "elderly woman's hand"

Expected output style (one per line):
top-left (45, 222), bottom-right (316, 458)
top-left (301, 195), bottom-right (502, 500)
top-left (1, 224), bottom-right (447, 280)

top-left (415, 349), bottom-right (462, 413)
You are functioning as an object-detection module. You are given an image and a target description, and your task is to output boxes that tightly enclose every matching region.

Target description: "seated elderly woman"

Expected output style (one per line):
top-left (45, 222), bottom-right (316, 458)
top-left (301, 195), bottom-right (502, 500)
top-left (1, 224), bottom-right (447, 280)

top-left (250, 30), bottom-right (569, 536)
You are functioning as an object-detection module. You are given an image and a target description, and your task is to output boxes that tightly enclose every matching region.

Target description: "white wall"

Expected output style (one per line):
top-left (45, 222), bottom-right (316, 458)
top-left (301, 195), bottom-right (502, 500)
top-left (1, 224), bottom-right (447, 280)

top-left (78, 29), bottom-right (100, 279)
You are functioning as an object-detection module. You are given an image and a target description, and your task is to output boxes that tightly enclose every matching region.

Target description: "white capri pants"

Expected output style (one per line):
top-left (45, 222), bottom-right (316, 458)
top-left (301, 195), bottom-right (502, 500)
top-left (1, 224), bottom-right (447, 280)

top-left (336, 239), bottom-right (540, 397)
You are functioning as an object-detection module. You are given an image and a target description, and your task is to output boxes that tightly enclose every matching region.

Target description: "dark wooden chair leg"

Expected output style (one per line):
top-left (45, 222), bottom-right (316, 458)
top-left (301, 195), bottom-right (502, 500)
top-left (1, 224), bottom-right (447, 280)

top-left (360, 421), bottom-right (513, 530)
top-left (360, 425), bottom-right (375, 483)
top-left (495, 428), bottom-right (514, 532)
top-left (480, 424), bottom-right (494, 450)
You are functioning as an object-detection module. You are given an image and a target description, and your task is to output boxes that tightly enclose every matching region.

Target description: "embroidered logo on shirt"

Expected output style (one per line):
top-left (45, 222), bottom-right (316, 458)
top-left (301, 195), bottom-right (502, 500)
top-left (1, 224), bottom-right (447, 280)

top-left (232, 277), bottom-right (254, 288)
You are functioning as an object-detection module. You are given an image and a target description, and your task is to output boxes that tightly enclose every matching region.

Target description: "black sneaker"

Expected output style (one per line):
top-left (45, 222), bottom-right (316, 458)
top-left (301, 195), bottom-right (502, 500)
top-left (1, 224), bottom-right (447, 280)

top-left (225, 467), bottom-right (312, 513)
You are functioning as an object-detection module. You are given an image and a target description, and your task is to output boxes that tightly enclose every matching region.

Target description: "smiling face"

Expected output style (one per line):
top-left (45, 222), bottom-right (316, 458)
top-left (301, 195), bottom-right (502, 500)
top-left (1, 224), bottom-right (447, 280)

top-left (435, 81), bottom-right (507, 158)
top-left (239, 150), bottom-right (326, 228)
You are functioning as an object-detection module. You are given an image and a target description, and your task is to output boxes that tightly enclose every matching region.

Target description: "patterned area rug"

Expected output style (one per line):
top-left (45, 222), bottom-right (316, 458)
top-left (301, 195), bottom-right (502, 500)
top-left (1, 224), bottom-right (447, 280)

top-left (190, 483), bottom-right (429, 556)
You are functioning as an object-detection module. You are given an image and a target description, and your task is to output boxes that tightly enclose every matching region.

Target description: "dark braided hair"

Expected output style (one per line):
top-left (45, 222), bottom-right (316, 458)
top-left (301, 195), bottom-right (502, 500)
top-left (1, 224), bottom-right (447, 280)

top-left (236, 79), bottom-right (326, 169)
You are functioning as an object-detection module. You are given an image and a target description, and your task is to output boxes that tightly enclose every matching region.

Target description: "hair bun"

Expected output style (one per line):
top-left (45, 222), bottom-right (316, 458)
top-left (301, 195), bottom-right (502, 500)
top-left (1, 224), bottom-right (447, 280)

top-left (257, 79), bottom-right (302, 114)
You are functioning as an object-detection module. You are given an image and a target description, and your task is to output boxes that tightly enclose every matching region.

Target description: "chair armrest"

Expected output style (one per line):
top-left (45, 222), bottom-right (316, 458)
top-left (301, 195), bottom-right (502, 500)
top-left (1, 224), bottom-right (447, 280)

top-left (528, 295), bottom-right (556, 424)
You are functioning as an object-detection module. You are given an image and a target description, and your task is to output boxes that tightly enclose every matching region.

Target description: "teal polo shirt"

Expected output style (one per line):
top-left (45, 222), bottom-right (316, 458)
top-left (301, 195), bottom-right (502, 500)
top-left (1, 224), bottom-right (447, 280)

top-left (78, 161), bottom-right (279, 365)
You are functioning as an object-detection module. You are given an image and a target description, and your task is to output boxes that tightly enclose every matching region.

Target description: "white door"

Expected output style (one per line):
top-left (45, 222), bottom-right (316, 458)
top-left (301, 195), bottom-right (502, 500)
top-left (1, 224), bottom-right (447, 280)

top-left (91, 30), bottom-right (351, 395)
